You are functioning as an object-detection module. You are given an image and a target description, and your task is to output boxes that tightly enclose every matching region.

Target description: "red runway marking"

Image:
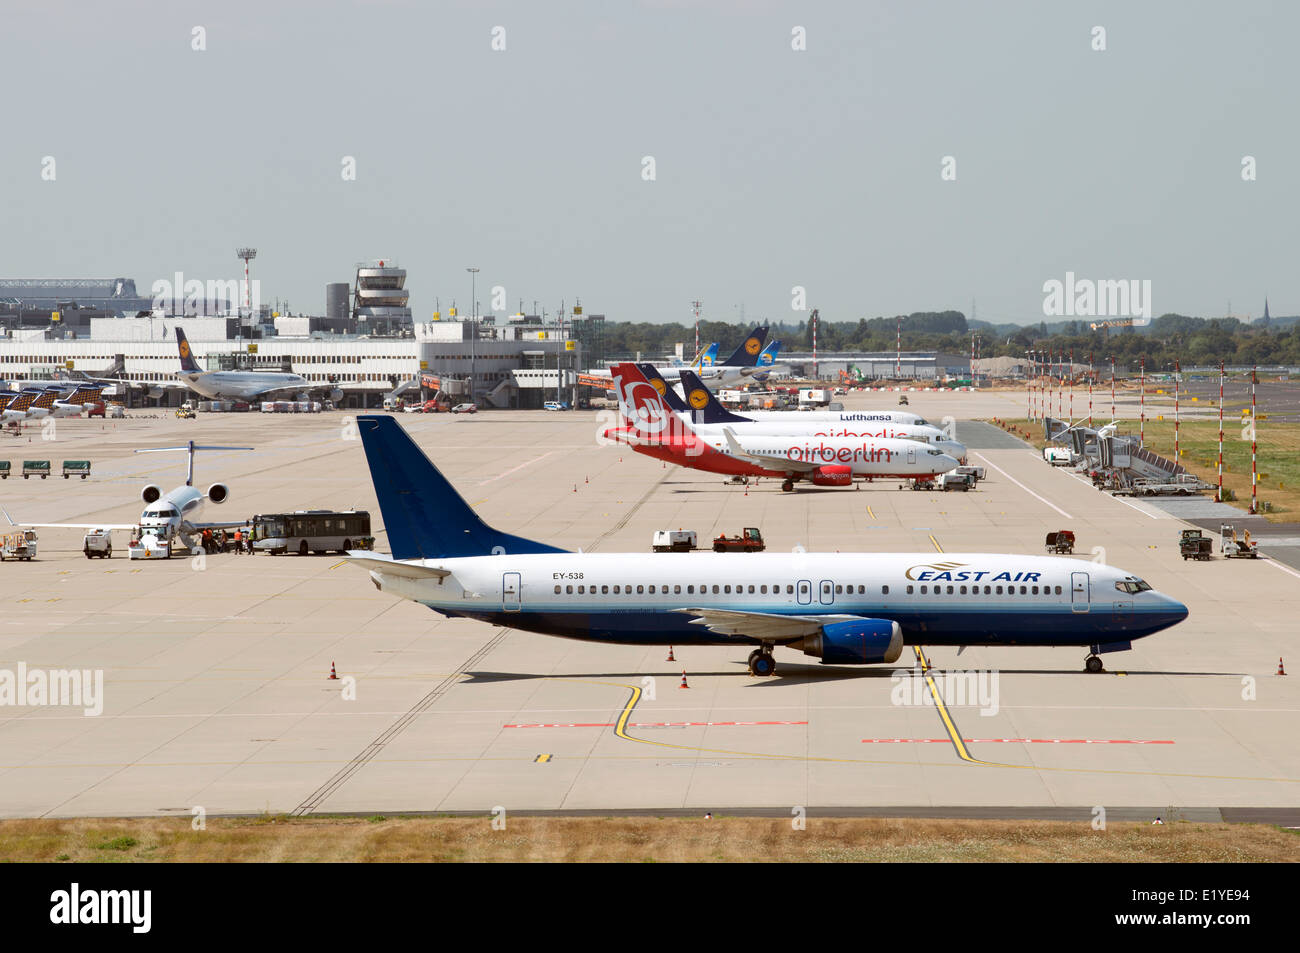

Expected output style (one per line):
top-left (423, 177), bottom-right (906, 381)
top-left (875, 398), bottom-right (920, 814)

top-left (861, 738), bottom-right (1174, 744)
top-left (506, 720), bottom-right (808, 728)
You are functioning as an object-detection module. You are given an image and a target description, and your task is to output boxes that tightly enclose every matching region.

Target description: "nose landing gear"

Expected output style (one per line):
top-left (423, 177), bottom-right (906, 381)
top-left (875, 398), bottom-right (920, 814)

top-left (1084, 654), bottom-right (1104, 673)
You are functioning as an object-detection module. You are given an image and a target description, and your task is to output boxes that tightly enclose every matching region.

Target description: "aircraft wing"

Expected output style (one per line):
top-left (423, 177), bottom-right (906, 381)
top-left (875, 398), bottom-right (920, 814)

top-left (720, 427), bottom-right (817, 472)
top-left (19, 523), bottom-right (138, 531)
top-left (345, 553), bottom-right (452, 580)
top-left (672, 607), bottom-right (863, 643)
top-left (182, 520), bottom-right (253, 533)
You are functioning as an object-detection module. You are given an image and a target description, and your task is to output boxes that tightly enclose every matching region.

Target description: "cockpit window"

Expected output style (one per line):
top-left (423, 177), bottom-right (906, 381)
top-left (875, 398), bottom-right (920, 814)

top-left (1114, 579), bottom-right (1152, 594)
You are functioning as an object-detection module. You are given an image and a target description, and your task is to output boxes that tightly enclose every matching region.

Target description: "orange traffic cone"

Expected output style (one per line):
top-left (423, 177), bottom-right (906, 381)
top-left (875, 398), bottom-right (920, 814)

top-left (573, 484), bottom-right (577, 493)
top-left (666, 647), bottom-right (675, 662)
top-left (585, 475), bottom-right (589, 484)
top-left (679, 670), bottom-right (689, 689)
top-left (1279, 657), bottom-right (1287, 676)
top-left (329, 662), bottom-right (339, 680)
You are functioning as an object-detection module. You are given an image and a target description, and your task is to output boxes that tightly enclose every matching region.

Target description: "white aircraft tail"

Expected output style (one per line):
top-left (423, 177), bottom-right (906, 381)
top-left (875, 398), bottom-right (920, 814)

top-left (135, 440), bottom-right (253, 485)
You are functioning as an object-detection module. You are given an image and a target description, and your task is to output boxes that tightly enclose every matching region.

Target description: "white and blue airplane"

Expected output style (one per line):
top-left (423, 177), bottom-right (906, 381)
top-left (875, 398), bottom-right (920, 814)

top-left (346, 416), bottom-right (1188, 676)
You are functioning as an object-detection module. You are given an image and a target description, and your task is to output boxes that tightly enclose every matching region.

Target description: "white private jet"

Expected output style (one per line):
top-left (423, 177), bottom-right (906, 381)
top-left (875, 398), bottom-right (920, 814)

top-left (7, 441), bottom-right (252, 559)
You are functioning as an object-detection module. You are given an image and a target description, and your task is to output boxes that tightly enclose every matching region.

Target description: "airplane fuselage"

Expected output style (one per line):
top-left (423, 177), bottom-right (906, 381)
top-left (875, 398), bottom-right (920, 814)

top-left (177, 370), bottom-right (312, 401)
top-left (368, 551), bottom-right (1187, 650)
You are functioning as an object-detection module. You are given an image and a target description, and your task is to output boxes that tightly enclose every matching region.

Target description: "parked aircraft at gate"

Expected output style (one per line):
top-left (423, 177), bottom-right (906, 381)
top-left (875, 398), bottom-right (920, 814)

top-left (645, 367), bottom-right (967, 460)
top-left (607, 363), bottom-right (959, 490)
top-left (345, 415), bottom-right (1187, 675)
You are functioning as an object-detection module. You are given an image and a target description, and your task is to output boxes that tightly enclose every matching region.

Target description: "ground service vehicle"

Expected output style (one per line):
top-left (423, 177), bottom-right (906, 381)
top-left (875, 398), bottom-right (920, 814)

top-left (1220, 524), bottom-right (1259, 559)
top-left (62, 460), bottom-right (91, 480)
top-left (250, 510), bottom-right (372, 555)
top-left (83, 529), bottom-right (112, 559)
top-left (0, 461), bottom-right (8, 479)
top-left (898, 395), bottom-right (909, 405)
top-left (955, 465), bottom-right (985, 484)
top-left (451, 403), bottom-right (477, 414)
top-left (941, 472), bottom-right (973, 491)
top-left (1043, 447), bottom-right (1073, 466)
top-left (0, 530), bottom-right (38, 561)
top-left (1180, 529), bottom-right (1213, 561)
top-left (22, 460), bottom-right (50, 479)
top-left (1046, 530), bottom-right (1076, 554)
top-left (712, 527), bottom-right (765, 553)
top-left (652, 530), bottom-right (697, 552)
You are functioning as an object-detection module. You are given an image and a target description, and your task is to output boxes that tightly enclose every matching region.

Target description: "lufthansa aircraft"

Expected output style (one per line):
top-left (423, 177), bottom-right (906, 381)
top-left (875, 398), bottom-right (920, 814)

top-left (173, 328), bottom-right (341, 402)
top-left (346, 415), bottom-right (1187, 675)
top-left (581, 326), bottom-right (773, 391)
top-left (657, 367), bottom-right (967, 460)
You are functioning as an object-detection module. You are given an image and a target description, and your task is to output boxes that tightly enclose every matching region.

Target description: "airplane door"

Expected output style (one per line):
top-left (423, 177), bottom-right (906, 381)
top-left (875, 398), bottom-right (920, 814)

top-left (1070, 572), bottom-right (1090, 614)
top-left (819, 579), bottom-right (834, 605)
top-left (502, 572), bottom-right (521, 613)
top-left (907, 447), bottom-right (916, 467)
top-left (797, 580), bottom-right (812, 605)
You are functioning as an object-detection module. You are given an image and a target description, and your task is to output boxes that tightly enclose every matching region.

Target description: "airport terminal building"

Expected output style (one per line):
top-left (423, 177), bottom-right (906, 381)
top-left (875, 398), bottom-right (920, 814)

top-left (1, 314), bottom-right (585, 410)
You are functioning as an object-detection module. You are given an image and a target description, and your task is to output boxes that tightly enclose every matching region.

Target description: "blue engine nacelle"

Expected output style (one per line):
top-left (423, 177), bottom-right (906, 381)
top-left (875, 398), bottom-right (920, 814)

top-left (801, 618), bottom-right (903, 665)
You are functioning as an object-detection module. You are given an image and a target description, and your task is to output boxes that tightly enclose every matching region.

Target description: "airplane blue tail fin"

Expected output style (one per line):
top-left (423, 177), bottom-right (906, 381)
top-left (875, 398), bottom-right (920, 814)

top-left (697, 343), bottom-right (720, 367)
top-left (175, 327), bottom-right (202, 373)
top-left (721, 326), bottom-right (769, 367)
top-left (636, 364), bottom-right (689, 412)
top-left (677, 370), bottom-right (753, 424)
top-left (757, 340), bottom-right (782, 366)
top-left (356, 415), bottom-right (567, 560)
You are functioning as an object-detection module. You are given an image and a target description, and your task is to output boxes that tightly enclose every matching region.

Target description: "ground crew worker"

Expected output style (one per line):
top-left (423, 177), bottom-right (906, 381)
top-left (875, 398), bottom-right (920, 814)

top-left (233, 528), bottom-right (243, 554)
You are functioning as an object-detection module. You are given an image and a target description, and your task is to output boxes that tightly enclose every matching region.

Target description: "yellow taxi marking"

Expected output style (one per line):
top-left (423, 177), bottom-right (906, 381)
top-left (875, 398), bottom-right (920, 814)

top-left (929, 534), bottom-right (943, 553)
top-left (913, 647), bottom-right (994, 765)
top-left (330, 561), bottom-right (346, 570)
top-left (469, 499), bottom-right (488, 508)
top-left (17, 599), bottom-right (31, 603)
top-left (867, 506), bottom-right (876, 520)
top-left (599, 677), bottom-right (1294, 784)
top-left (534, 754), bottom-right (552, 763)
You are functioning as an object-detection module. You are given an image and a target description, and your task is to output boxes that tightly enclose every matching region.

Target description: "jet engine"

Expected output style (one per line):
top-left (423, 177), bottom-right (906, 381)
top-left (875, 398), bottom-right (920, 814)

top-left (141, 484), bottom-right (162, 504)
top-left (811, 465), bottom-right (852, 487)
top-left (329, 388), bottom-right (344, 403)
top-left (206, 482), bottom-right (230, 504)
top-left (798, 619), bottom-right (903, 665)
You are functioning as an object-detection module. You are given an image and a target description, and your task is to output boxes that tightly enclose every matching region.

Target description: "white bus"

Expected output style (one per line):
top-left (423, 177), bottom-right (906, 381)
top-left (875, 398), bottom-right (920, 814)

top-left (250, 510), bottom-right (373, 556)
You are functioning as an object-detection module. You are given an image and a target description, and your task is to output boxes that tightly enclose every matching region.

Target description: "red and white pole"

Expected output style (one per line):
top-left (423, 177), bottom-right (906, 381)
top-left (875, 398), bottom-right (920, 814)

top-left (1251, 365), bottom-right (1258, 514)
top-left (1088, 352), bottom-right (1093, 428)
top-left (1026, 351), bottom-right (1031, 421)
top-left (1069, 348), bottom-right (1074, 422)
top-left (1139, 356), bottom-right (1145, 446)
top-left (1174, 359), bottom-right (1181, 464)
top-left (1217, 360), bottom-right (1224, 502)
top-left (1110, 356), bottom-right (1115, 422)
top-left (244, 258), bottom-right (250, 311)
top-left (812, 309), bottom-right (818, 378)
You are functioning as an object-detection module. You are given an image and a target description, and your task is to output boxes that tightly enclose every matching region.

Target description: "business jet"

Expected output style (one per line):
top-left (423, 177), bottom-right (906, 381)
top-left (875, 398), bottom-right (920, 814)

top-left (650, 367), bottom-right (967, 460)
top-left (11, 441), bottom-right (252, 559)
top-left (607, 363), bottom-right (959, 490)
top-left (345, 415), bottom-right (1187, 675)
top-left (173, 328), bottom-right (340, 403)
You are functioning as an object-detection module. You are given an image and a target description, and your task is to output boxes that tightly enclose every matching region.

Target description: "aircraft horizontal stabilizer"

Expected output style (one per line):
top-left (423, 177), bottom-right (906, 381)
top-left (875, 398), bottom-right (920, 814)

top-left (344, 553), bottom-right (452, 580)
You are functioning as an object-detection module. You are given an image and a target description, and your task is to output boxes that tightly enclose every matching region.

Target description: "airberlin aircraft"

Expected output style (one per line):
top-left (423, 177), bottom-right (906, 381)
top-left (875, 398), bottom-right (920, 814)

top-left (346, 415), bottom-right (1188, 675)
top-left (651, 367), bottom-right (967, 460)
top-left (606, 363), bottom-right (959, 490)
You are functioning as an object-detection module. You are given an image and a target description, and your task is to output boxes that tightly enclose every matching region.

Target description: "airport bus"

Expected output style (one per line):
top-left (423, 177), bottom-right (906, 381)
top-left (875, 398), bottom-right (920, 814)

top-left (249, 510), bottom-right (373, 555)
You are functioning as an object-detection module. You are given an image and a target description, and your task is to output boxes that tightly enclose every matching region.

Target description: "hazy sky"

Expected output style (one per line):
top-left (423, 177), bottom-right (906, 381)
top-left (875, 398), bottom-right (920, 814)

top-left (3, 0), bottom-right (1295, 326)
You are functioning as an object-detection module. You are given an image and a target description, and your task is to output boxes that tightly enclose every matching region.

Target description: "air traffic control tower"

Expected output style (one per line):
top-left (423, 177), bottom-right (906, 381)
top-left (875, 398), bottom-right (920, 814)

top-left (353, 260), bottom-right (412, 335)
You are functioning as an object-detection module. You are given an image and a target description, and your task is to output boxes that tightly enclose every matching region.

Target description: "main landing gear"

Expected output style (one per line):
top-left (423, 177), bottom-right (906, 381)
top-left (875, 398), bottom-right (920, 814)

top-left (1084, 654), bottom-right (1104, 674)
top-left (781, 479), bottom-right (794, 493)
top-left (748, 646), bottom-right (776, 677)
